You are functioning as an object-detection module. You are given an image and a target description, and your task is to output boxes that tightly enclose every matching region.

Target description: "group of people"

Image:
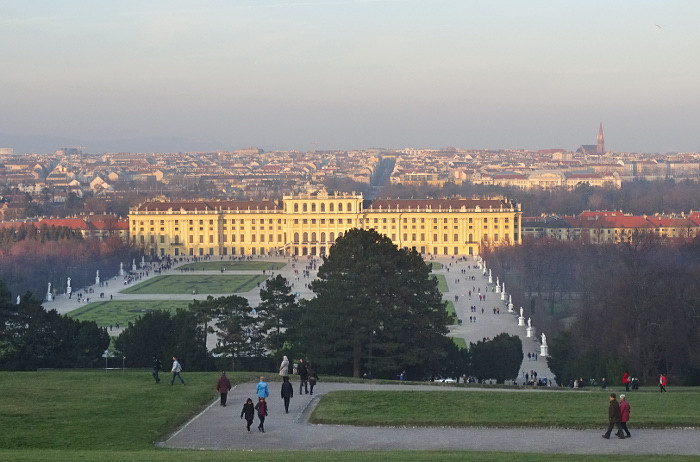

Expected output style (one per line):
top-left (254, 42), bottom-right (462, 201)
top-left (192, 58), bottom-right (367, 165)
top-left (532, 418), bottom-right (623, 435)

top-left (151, 354), bottom-right (185, 386)
top-left (602, 393), bottom-right (632, 439)
top-left (622, 370), bottom-right (667, 392)
top-left (238, 356), bottom-right (319, 433)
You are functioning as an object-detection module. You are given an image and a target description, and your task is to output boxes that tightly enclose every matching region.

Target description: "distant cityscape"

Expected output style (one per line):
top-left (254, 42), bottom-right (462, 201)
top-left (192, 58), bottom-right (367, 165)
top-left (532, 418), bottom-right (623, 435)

top-left (2, 126), bottom-right (700, 253)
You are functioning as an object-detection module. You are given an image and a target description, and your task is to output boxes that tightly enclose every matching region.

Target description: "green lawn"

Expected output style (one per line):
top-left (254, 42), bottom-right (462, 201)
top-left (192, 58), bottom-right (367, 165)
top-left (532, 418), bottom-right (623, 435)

top-left (429, 262), bottom-right (443, 269)
top-left (67, 300), bottom-right (194, 326)
top-left (121, 274), bottom-right (268, 294)
top-left (178, 261), bottom-right (286, 271)
top-left (433, 274), bottom-right (449, 292)
top-left (311, 389), bottom-right (700, 428)
top-left (0, 371), bottom-right (697, 461)
top-left (451, 337), bottom-right (467, 349)
top-left (445, 300), bottom-right (456, 323)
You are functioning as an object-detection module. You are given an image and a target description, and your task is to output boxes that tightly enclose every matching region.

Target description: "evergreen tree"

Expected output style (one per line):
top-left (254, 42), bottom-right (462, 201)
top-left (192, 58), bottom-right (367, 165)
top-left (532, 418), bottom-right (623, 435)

top-left (470, 333), bottom-right (523, 384)
top-left (256, 275), bottom-right (296, 352)
top-left (288, 228), bottom-right (450, 378)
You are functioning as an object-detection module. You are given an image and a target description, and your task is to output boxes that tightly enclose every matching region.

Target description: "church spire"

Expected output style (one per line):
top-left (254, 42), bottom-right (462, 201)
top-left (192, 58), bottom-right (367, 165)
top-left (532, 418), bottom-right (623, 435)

top-left (597, 122), bottom-right (605, 154)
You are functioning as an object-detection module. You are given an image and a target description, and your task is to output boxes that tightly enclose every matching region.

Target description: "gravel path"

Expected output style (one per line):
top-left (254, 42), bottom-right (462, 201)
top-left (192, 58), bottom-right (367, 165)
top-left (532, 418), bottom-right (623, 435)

top-left (159, 381), bottom-right (700, 455)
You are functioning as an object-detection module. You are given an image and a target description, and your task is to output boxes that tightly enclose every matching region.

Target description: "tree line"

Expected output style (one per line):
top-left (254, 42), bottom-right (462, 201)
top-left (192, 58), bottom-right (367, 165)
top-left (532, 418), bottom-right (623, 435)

top-left (0, 282), bottom-right (109, 370)
top-left (0, 233), bottom-right (139, 302)
top-left (483, 238), bottom-right (700, 385)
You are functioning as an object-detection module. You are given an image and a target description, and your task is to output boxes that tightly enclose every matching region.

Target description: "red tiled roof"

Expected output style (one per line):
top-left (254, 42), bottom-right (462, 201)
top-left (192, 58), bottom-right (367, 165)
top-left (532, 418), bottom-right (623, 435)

top-left (38, 218), bottom-right (90, 229)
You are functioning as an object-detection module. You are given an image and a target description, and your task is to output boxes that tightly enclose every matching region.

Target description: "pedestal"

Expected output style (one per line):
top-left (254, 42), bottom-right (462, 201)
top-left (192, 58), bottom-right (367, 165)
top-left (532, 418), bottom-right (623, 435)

top-left (526, 326), bottom-right (534, 338)
top-left (46, 292), bottom-right (52, 302)
top-left (518, 316), bottom-right (525, 326)
top-left (540, 344), bottom-right (548, 357)
top-left (508, 302), bottom-right (513, 313)
top-left (501, 291), bottom-right (506, 301)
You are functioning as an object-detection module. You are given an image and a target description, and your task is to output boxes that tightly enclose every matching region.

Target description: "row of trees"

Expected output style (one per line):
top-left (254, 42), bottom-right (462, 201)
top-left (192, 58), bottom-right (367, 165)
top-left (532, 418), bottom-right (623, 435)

top-left (0, 282), bottom-right (109, 370)
top-left (0, 235), bottom-right (139, 302)
top-left (484, 238), bottom-right (700, 385)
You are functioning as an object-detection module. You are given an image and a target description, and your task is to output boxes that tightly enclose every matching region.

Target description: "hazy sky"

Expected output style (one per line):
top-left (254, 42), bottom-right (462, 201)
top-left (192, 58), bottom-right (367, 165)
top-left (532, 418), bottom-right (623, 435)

top-left (2, 0), bottom-right (699, 153)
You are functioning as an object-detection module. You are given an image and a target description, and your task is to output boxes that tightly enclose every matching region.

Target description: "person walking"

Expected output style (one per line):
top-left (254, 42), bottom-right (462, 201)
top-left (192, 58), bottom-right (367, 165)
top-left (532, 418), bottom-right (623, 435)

top-left (659, 373), bottom-right (667, 392)
top-left (279, 355), bottom-right (289, 377)
top-left (298, 358), bottom-right (309, 394)
top-left (307, 362), bottom-right (319, 395)
top-left (151, 354), bottom-right (162, 384)
top-left (602, 393), bottom-right (625, 439)
top-left (254, 397), bottom-right (268, 432)
top-left (170, 356), bottom-right (185, 385)
top-left (619, 394), bottom-right (632, 438)
top-left (216, 372), bottom-right (232, 406)
top-left (256, 376), bottom-right (269, 399)
top-left (281, 376), bottom-right (294, 413)
top-left (240, 398), bottom-right (255, 432)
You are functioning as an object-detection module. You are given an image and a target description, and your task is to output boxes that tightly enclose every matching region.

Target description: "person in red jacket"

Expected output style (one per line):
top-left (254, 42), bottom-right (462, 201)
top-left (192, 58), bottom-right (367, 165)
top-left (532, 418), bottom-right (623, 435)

top-left (619, 394), bottom-right (631, 437)
top-left (621, 370), bottom-right (630, 392)
top-left (216, 371), bottom-right (232, 406)
top-left (659, 373), bottom-right (667, 392)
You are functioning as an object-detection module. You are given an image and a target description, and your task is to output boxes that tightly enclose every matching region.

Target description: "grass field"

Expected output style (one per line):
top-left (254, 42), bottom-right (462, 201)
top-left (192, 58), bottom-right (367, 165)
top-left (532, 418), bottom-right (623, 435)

top-left (311, 389), bottom-right (700, 428)
top-left (0, 371), bottom-right (698, 461)
top-left (178, 261), bottom-right (286, 271)
top-left (451, 337), bottom-right (467, 349)
top-left (433, 274), bottom-right (449, 292)
top-left (67, 300), bottom-right (194, 325)
top-left (121, 274), bottom-right (269, 294)
top-left (445, 300), bottom-right (456, 323)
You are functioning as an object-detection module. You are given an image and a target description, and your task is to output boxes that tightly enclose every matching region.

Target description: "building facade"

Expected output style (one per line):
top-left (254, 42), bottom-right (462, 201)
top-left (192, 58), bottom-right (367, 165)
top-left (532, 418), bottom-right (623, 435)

top-left (129, 191), bottom-right (522, 258)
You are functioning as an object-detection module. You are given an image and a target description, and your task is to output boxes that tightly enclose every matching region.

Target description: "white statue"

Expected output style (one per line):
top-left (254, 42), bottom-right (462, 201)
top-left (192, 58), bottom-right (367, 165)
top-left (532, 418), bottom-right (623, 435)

top-left (520, 307), bottom-right (524, 317)
top-left (528, 317), bottom-right (531, 328)
top-left (16, 295), bottom-right (20, 305)
top-left (66, 277), bottom-right (72, 295)
top-left (95, 270), bottom-right (100, 285)
top-left (541, 333), bottom-right (547, 346)
top-left (119, 262), bottom-right (124, 276)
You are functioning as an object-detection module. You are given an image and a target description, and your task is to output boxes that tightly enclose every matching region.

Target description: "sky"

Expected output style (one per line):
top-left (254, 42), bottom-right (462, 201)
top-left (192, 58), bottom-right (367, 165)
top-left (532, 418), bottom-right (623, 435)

top-left (1, 0), bottom-right (699, 154)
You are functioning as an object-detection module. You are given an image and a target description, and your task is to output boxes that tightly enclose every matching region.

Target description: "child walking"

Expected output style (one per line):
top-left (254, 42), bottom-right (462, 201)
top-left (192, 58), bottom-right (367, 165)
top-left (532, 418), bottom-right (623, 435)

top-left (240, 398), bottom-right (255, 432)
top-left (254, 397), bottom-right (268, 432)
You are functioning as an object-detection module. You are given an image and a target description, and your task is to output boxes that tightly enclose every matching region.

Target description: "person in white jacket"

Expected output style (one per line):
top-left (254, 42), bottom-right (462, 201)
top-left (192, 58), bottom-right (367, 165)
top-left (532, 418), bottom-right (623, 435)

top-left (170, 356), bottom-right (185, 385)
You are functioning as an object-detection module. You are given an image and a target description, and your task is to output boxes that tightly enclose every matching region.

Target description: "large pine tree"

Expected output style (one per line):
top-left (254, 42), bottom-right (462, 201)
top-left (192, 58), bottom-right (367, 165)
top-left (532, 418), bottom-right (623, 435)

top-left (290, 228), bottom-right (450, 378)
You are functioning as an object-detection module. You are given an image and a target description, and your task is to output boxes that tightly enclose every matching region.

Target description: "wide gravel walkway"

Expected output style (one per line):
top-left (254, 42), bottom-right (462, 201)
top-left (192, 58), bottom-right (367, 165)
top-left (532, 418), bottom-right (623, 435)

top-left (159, 381), bottom-right (699, 455)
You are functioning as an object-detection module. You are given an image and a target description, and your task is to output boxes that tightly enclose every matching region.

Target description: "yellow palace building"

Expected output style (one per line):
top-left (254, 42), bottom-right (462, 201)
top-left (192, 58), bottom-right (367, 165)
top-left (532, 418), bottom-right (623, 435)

top-left (129, 191), bottom-right (521, 258)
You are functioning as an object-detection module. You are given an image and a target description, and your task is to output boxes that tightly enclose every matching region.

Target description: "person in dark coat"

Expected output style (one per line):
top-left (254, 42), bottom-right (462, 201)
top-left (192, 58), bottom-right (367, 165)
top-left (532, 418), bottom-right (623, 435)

top-left (602, 393), bottom-right (625, 439)
top-left (307, 362), bottom-right (319, 395)
top-left (151, 354), bottom-right (162, 384)
top-left (298, 358), bottom-right (309, 394)
top-left (254, 397), bottom-right (268, 432)
top-left (281, 375), bottom-right (294, 413)
top-left (240, 398), bottom-right (255, 432)
top-left (619, 394), bottom-right (631, 438)
top-left (216, 371), bottom-right (232, 406)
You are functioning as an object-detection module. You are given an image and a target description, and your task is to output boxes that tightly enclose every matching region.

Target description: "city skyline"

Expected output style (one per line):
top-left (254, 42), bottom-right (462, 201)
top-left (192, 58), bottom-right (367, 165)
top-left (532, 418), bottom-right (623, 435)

top-left (2, 1), bottom-right (699, 154)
